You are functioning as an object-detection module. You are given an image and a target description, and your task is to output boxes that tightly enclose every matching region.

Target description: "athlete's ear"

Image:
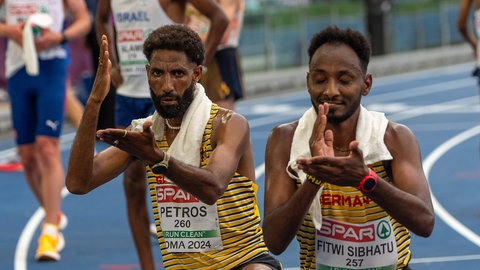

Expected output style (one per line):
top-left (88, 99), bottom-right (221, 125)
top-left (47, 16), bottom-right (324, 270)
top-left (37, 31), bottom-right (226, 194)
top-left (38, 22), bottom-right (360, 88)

top-left (361, 73), bottom-right (373, 96)
top-left (145, 64), bottom-right (152, 80)
top-left (306, 71), bottom-right (312, 94)
top-left (193, 64), bottom-right (202, 82)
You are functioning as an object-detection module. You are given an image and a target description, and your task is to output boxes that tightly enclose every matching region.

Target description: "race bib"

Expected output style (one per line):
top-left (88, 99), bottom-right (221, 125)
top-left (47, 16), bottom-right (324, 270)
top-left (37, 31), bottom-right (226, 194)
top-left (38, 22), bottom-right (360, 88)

top-left (155, 180), bottom-right (223, 252)
top-left (116, 28), bottom-right (150, 76)
top-left (315, 217), bottom-right (397, 270)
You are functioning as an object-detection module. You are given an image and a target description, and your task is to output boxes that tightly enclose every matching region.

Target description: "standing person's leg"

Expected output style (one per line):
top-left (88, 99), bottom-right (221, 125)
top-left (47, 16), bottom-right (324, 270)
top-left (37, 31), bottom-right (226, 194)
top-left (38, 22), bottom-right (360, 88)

top-left (214, 48), bottom-right (245, 111)
top-left (201, 54), bottom-right (230, 106)
top-left (65, 77), bottom-right (85, 129)
top-left (9, 59), bottom-right (67, 261)
top-left (116, 96), bottom-right (155, 270)
top-left (8, 66), bottom-right (44, 204)
top-left (123, 161), bottom-right (155, 270)
top-left (34, 59), bottom-right (68, 261)
top-left (17, 145), bottom-right (42, 201)
top-left (35, 136), bottom-right (63, 225)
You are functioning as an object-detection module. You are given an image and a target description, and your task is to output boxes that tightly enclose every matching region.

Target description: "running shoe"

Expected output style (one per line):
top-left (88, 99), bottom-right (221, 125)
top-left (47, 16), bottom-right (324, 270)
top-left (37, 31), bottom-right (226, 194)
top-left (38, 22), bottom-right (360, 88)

top-left (35, 232), bottom-right (64, 261)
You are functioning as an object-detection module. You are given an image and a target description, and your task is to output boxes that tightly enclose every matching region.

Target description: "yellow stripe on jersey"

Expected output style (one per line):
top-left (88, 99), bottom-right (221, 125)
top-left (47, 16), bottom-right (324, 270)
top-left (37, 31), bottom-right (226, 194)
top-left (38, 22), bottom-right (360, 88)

top-left (296, 161), bottom-right (412, 269)
top-left (146, 104), bottom-right (268, 269)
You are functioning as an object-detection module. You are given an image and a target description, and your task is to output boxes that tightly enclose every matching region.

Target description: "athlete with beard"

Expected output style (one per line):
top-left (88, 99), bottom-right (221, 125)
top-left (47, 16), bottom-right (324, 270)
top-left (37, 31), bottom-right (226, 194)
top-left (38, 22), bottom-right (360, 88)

top-left (262, 26), bottom-right (434, 270)
top-left (66, 24), bottom-right (281, 270)
top-left (95, 1), bottom-right (227, 269)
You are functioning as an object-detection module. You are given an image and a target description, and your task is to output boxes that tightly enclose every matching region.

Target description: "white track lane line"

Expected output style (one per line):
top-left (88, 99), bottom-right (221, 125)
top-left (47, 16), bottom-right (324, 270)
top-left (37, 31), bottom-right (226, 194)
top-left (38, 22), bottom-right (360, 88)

top-left (422, 125), bottom-right (480, 247)
top-left (11, 115), bottom-right (480, 268)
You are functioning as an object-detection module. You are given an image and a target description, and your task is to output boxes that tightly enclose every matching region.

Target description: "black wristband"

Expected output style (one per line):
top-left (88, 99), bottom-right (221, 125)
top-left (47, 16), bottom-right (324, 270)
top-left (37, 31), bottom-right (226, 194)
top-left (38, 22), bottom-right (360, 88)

top-left (60, 32), bottom-right (68, 45)
top-left (306, 174), bottom-right (322, 186)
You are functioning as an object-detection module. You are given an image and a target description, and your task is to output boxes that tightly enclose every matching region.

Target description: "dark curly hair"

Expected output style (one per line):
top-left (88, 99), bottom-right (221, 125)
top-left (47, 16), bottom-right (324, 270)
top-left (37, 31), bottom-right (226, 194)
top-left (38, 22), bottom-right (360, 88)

top-left (308, 26), bottom-right (371, 73)
top-left (143, 24), bottom-right (204, 65)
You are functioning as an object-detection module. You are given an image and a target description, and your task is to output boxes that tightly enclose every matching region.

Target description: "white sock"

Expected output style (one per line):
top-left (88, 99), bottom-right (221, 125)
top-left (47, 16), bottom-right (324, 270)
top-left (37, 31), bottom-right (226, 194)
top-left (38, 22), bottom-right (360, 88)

top-left (42, 223), bottom-right (58, 238)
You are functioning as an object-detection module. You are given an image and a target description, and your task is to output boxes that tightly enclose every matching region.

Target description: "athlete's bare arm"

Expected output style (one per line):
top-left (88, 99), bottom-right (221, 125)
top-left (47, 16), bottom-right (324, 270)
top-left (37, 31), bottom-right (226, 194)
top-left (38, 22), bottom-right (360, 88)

top-left (158, 0), bottom-right (228, 65)
top-left (66, 35), bottom-right (135, 194)
top-left (95, 0), bottom-right (123, 87)
top-left (186, 0), bottom-right (228, 65)
top-left (0, 5), bottom-right (24, 46)
top-left (0, 0), bottom-right (90, 48)
top-left (262, 121), bottom-right (323, 255)
top-left (210, 108), bottom-right (255, 182)
top-left (367, 122), bottom-right (435, 237)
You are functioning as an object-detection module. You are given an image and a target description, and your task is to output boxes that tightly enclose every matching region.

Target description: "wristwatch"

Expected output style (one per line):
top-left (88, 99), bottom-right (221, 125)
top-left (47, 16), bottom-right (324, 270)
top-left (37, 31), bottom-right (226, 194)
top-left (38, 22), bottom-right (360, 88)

top-left (357, 168), bottom-right (377, 193)
top-left (149, 152), bottom-right (170, 175)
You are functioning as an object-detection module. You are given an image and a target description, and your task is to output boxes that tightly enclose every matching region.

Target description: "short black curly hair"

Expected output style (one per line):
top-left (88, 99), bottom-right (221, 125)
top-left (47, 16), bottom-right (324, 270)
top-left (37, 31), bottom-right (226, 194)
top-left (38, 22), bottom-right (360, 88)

top-left (308, 25), bottom-right (371, 73)
top-left (143, 24), bottom-right (204, 65)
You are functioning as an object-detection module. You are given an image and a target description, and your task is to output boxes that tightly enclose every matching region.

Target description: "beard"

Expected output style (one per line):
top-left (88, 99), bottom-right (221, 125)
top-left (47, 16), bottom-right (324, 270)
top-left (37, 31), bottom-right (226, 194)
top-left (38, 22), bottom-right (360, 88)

top-left (311, 98), bottom-right (360, 124)
top-left (327, 106), bottom-right (356, 124)
top-left (151, 82), bottom-right (195, 119)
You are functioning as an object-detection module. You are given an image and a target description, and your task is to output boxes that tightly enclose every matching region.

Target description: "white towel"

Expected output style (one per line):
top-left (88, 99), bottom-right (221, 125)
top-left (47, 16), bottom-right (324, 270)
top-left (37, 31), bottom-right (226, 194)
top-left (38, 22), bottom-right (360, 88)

top-left (22, 13), bottom-right (53, 76)
top-left (286, 105), bottom-right (393, 230)
top-left (131, 83), bottom-right (212, 166)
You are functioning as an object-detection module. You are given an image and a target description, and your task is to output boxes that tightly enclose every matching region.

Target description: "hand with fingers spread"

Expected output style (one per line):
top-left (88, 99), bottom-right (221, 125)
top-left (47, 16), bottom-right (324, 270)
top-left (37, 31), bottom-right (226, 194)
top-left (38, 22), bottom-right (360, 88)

top-left (96, 121), bottom-right (164, 165)
top-left (297, 140), bottom-right (370, 188)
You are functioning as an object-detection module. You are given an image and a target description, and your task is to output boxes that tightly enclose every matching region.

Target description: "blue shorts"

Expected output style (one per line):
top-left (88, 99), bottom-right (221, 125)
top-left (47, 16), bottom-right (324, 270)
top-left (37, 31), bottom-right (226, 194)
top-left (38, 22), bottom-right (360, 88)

top-left (115, 95), bottom-right (155, 128)
top-left (215, 47), bottom-right (244, 100)
top-left (8, 58), bottom-right (68, 145)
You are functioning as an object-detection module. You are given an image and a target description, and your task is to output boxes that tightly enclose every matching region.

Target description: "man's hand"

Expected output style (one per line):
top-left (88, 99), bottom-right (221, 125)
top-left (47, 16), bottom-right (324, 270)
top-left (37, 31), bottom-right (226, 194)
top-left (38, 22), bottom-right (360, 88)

top-left (309, 103), bottom-right (334, 157)
top-left (297, 141), bottom-right (370, 188)
top-left (33, 28), bottom-right (62, 51)
top-left (89, 35), bottom-right (112, 103)
top-left (299, 103), bottom-right (370, 188)
top-left (96, 121), bottom-right (163, 165)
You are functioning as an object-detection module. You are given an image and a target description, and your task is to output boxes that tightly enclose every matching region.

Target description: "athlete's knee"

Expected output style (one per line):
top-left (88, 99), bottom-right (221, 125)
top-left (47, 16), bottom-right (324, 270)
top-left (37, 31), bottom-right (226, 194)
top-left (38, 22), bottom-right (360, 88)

top-left (35, 136), bottom-right (60, 156)
top-left (18, 145), bottom-right (35, 165)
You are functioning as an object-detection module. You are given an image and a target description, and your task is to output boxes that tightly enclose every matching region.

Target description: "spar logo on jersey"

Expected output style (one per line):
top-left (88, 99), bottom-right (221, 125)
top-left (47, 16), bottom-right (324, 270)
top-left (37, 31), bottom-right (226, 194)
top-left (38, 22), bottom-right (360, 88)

top-left (376, 220), bottom-right (392, 239)
top-left (156, 185), bottom-right (199, 203)
top-left (117, 29), bottom-right (144, 42)
top-left (318, 219), bottom-right (392, 242)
